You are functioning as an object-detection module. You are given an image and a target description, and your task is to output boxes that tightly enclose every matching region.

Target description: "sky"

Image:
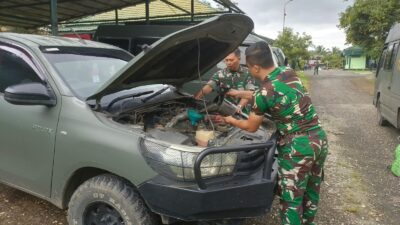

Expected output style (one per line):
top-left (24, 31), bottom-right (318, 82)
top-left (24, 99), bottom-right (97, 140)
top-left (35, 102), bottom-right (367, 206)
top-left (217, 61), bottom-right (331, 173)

top-left (230, 0), bottom-right (354, 50)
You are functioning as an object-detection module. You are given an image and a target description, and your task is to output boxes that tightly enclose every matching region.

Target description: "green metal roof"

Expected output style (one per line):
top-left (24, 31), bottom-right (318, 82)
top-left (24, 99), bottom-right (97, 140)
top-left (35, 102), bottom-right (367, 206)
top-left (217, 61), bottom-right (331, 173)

top-left (343, 46), bottom-right (365, 57)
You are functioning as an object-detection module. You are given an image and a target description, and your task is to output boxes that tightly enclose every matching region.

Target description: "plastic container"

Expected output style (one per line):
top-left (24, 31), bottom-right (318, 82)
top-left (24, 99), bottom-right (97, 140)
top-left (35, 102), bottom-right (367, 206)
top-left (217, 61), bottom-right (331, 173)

top-left (187, 109), bottom-right (204, 126)
top-left (391, 144), bottom-right (400, 177)
top-left (195, 130), bottom-right (215, 147)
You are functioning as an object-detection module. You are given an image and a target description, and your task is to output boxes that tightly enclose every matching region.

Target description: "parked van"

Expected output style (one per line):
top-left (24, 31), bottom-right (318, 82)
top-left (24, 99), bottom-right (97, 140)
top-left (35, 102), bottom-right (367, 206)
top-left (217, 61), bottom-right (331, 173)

top-left (374, 23), bottom-right (400, 127)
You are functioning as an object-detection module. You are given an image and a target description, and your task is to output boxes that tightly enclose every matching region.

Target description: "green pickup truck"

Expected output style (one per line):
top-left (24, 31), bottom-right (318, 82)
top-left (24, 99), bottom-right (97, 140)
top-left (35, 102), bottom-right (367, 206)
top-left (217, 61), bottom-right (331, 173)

top-left (0, 14), bottom-right (277, 225)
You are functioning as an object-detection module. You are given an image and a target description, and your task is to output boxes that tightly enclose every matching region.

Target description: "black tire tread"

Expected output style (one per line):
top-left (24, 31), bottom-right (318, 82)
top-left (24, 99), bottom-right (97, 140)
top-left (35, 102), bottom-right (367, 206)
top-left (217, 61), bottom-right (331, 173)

top-left (67, 174), bottom-right (157, 225)
top-left (377, 99), bottom-right (388, 126)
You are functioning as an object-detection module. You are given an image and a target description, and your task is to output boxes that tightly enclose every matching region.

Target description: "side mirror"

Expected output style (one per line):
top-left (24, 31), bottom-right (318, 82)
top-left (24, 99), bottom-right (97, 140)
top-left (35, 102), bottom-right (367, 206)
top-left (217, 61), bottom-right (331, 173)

top-left (4, 82), bottom-right (56, 106)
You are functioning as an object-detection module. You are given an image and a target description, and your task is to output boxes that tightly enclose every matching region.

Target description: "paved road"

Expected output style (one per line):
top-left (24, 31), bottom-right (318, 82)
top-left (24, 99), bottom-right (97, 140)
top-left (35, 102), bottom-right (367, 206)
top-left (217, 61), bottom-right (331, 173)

top-left (1, 69), bottom-right (399, 225)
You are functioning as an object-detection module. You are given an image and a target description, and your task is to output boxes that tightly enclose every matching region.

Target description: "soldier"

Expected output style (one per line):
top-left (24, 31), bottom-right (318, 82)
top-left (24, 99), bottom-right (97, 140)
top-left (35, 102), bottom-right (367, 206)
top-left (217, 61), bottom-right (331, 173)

top-left (313, 61), bottom-right (319, 75)
top-left (194, 48), bottom-right (255, 113)
top-left (218, 42), bottom-right (328, 225)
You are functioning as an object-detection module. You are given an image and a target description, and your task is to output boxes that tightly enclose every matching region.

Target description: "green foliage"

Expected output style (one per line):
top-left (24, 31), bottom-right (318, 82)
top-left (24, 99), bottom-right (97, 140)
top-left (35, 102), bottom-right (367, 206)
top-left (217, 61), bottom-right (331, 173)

top-left (274, 27), bottom-right (313, 69)
top-left (297, 71), bottom-right (310, 91)
top-left (309, 46), bottom-right (344, 69)
top-left (339, 0), bottom-right (400, 59)
top-left (391, 145), bottom-right (400, 177)
top-left (324, 47), bottom-right (344, 69)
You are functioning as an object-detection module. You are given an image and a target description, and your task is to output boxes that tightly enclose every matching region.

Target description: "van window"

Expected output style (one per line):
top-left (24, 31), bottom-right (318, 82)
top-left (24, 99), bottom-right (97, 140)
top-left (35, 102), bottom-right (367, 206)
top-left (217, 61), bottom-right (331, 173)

top-left (378, 47), bottom-right (387, 70)
top-left (383, 43), bottom-right (398, 71)
top-left (389, 43), bottom-right (399, 69)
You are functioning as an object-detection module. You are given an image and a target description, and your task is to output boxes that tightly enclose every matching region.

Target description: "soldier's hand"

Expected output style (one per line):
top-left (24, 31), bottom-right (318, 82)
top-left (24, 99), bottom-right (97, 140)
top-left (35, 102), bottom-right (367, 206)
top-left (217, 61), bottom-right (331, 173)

top-left (223, 116), bottom-right (234, 125)
top-left (235, 104), bottom-right (243, 114)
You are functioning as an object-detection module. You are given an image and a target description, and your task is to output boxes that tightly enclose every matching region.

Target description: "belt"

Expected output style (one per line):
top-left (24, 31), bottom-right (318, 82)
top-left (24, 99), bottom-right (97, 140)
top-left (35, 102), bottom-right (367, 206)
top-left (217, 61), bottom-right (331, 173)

top-left (277, 128), bottom-right (321, 146)
top-left (288, 128), bottom-right (320, 137)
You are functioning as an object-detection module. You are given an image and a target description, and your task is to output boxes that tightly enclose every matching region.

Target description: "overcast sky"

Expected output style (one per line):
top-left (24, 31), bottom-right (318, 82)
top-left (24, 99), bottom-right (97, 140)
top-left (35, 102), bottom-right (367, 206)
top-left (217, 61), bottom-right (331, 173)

top-left (232, 0), bottom-right (354, 50)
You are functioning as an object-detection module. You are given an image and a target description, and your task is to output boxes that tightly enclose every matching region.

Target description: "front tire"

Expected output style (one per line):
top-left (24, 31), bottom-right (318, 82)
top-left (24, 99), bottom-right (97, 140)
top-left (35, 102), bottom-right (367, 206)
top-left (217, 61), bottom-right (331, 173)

top-left (67, 174), bottom-right (158, 225)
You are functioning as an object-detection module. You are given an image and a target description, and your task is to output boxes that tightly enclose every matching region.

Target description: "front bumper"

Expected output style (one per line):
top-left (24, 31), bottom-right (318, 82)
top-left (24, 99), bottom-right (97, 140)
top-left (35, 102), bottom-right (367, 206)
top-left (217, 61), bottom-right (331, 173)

top-left (138, 141), bottom-right (277, 221)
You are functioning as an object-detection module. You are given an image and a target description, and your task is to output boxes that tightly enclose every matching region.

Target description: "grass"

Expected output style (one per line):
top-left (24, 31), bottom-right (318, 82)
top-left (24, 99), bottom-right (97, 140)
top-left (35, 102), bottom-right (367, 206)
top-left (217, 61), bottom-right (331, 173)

top-left (351, 70), bottom-right (375, 75)
top-left (297, 71), bottom-right (311, 91)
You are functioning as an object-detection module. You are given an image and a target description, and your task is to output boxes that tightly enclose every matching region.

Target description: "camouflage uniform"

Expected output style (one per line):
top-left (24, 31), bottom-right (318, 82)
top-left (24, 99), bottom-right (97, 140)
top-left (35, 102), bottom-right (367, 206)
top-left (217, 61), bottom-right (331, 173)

top-left (208, 65), bottom-right (256, 112)
top-left (252, 67), bottom-right (328, 225)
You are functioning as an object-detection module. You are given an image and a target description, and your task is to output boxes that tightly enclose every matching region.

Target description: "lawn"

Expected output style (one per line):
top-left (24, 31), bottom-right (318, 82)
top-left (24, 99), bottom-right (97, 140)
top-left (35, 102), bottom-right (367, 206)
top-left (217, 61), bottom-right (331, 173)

top-left (297, 71), bottom-right (311, 91)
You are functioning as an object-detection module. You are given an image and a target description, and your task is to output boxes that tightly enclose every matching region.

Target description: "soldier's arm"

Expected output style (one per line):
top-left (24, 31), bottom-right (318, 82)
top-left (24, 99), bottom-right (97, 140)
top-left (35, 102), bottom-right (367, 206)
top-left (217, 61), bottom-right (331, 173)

top-left (237, 98), bottom-right (249, 112)
top-left (226, 89), bottom-right (254, 100)
top-left (194, 71), bottom-right (220, 100)
top-left (224, 112), bottom-right (263, 132)
top-left (194, 84), bottom-right (213, 100)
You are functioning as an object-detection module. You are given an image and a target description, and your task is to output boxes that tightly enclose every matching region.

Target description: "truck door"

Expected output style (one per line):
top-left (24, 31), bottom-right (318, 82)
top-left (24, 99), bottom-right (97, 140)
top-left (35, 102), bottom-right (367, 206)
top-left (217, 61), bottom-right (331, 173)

top-left (377, 44), bottom-right (395, 122)
top-left (388, 41), bottom-right (400, 126)
top-left (0, 45), bottom-right (60, 197)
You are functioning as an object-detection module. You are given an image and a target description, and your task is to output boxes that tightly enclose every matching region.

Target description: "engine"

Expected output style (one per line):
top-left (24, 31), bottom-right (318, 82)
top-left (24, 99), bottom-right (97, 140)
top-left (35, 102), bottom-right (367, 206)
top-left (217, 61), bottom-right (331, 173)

top-left (112, 99), bottom-right (269, 147)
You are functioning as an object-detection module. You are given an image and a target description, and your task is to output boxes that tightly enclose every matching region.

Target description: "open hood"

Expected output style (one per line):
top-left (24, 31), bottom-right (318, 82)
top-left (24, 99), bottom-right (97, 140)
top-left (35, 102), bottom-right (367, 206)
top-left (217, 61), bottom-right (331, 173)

top-left (87, 14), bottom-right (254, 101)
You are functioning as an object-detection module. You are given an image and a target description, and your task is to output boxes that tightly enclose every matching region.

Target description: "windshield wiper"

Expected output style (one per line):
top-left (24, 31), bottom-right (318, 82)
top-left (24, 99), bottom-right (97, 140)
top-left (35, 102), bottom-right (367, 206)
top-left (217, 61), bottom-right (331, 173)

top-left (141, 86), bottom-right (169, 103)
top-left (106, 91), bottom-right (153, 111)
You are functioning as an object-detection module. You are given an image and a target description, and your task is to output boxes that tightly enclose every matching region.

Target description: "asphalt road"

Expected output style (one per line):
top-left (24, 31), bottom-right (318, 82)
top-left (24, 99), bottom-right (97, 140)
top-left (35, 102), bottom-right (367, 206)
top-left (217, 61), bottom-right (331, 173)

top-left (1, 69), bottom-right (399, 225)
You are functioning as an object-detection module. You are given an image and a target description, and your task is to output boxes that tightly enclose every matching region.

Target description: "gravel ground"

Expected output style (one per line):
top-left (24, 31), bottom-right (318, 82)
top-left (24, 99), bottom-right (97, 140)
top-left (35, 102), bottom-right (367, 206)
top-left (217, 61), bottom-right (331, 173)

top-left (1, 69), bottom-right (399, 225)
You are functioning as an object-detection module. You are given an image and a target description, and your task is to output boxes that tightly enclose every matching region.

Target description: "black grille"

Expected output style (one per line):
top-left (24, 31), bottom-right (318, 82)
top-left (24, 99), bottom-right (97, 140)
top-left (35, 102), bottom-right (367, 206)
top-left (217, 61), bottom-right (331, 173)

top-left (234, 149), bottom-right (265, 175)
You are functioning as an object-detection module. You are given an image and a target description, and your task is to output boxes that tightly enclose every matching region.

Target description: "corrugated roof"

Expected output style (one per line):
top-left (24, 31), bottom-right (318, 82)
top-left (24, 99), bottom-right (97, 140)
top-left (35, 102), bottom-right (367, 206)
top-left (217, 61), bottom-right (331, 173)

top-left (0, 0), bottom-right (240, 30)
top-left (343, 46), bottom-right (365, 57)
top-left (0, 0), bottom-right (152, 28)
top-left (58, 0), bottom-right (220, 33)
top-left (69, 0), bottom-right (217, 23)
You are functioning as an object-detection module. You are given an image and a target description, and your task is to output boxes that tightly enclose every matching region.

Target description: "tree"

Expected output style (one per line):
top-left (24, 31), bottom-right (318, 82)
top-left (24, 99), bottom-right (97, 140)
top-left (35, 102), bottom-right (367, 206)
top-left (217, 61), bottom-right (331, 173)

top-left (324, 47), bottom-right (344, 69)
top-left (274, 27), bottom-right (313, 69)
top-left (314, 45), bottom-right (328, 56)
top-left (339, 0), bottom-right (400, 59)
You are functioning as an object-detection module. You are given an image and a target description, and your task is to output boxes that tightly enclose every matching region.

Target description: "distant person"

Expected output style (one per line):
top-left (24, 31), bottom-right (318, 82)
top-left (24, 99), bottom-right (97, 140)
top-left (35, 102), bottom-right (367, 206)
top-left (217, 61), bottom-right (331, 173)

top-left (194, 49), bottom-right (255, 113)
top-left (314, 62), bottom-right (319, 75)
top-left (303, 63), bottom-right (308, 71)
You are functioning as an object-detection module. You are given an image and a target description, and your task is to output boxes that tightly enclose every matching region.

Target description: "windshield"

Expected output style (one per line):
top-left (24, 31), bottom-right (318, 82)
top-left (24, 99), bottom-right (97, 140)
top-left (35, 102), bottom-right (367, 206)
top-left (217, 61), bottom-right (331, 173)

top-left (42, 47), bottom-right (133, 99)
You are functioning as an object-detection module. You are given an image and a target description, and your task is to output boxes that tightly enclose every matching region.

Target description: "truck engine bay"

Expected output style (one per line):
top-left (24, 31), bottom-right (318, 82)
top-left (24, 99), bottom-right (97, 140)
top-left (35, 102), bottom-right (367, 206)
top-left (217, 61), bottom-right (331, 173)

top-left (112, 97), bottom-right (269, 147)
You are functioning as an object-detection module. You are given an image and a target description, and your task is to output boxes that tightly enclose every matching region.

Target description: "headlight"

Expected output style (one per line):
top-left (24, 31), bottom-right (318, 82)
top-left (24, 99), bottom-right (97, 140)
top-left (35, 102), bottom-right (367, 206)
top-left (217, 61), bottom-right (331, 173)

top-left (140, 138), bottom-right (237, 181)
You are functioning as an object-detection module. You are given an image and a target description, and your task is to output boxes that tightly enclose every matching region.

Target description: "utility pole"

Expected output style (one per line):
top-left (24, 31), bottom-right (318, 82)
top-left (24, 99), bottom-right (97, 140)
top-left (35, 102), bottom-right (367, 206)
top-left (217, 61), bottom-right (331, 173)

top-left (283, 0), bottom-right (293, 33)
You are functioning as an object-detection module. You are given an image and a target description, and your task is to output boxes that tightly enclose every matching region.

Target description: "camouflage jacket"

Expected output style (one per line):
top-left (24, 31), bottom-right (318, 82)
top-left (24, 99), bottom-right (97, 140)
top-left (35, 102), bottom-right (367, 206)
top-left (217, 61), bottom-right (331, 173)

top-left (208, 65), bottom-right (255, 104)
top-left (252, 67), bottom-right (321, 135)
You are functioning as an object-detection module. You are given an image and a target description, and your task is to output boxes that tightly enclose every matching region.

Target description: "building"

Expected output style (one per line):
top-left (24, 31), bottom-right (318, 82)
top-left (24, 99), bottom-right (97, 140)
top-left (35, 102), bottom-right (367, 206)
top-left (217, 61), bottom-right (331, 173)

top-left (343, 46), bottom-right (367, 70)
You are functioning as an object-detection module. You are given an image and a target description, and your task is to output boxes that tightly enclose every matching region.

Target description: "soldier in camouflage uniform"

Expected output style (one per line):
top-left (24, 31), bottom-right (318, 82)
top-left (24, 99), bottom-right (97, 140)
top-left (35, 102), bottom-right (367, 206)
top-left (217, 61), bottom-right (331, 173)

top-left (220, 42), bottom-right (328, 225)
top-left (194, 49), bottom-right (255, 113)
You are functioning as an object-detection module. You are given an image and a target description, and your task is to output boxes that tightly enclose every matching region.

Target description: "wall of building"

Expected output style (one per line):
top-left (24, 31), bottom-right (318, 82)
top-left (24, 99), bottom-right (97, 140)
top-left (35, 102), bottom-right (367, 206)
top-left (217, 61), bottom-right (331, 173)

top-left (345, 56), bottom-right (366, 69)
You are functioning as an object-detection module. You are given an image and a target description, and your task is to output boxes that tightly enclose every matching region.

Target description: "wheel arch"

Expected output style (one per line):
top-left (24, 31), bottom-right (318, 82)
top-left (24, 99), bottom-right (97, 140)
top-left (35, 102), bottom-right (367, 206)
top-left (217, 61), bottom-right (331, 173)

top-left (60, 167), bottom-right (137, 209)
top-left (375, 92), bottom-right (381, 107)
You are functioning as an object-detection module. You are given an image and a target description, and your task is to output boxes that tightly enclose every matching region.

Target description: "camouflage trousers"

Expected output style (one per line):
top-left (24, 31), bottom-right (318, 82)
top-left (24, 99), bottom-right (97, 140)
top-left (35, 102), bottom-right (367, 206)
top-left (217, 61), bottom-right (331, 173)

top-left (277, 129), bottom-right (328, 225)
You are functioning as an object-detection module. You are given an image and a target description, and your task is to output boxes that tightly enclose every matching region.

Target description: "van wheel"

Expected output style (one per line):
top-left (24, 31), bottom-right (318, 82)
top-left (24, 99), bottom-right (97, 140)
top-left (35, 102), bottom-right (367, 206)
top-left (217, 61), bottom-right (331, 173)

top-left (67, 174), bottom-right (158, 225)
top-left (377, 99), bottom-right (388, 126)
